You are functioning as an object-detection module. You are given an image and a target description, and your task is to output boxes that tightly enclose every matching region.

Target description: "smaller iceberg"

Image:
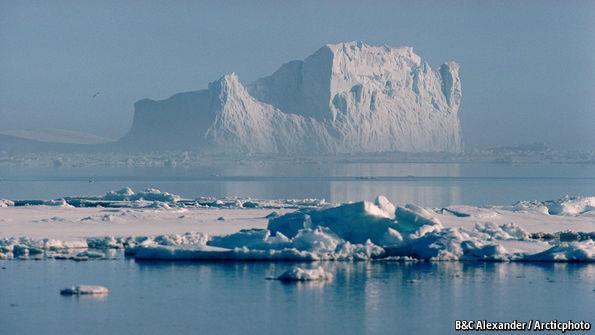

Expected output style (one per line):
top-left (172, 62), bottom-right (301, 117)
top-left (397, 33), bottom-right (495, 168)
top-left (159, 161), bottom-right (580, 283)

top-left (277, 266), bottom-right (333, 282)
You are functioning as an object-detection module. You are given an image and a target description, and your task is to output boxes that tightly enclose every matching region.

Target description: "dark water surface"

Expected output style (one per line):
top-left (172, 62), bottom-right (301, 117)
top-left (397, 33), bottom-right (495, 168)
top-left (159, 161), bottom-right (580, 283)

top-left (1, 259), bottom-right (593, 335)
top-left (1, 162), bottom-right (594, 206)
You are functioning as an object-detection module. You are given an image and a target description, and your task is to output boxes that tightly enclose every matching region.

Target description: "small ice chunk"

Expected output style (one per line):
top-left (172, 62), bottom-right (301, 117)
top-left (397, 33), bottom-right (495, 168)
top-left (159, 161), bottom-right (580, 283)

top-left (545, 196), bottom-right (595, 216)
top-left (60, 285), bottom-right (109, 295)
top-left (0, 199), bottom-right (15, 207)
top-left (512, 196), bottom-right (595, 216)
top-left (473, 222), bottom-right (529, 240)
top-left (277, 266), bottom-right (333, 282)
top-left (522, 241), bottom-right (594, 262)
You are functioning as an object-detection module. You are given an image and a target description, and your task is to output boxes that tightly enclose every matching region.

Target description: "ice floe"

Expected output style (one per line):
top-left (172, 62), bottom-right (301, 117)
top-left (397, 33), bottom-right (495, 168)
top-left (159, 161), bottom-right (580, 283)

top-left (60, 285), bottom-right (109, 295)
top-left (103, 187), bottom-right (180, 203)
top-left (129, 195), bottom-right (594, 262)
top-left (521, 241), bottom-right (594, 262)
top-left (277, 266), bottom-right (333, 282)
top-left (1, 194), bottom-right (593, 262)
top-left (510, 196), bottom-right (595, 216)
top-left (10, 187), bottom-right (327, 210)
top-left (472, 222), bottom-right (530, 241)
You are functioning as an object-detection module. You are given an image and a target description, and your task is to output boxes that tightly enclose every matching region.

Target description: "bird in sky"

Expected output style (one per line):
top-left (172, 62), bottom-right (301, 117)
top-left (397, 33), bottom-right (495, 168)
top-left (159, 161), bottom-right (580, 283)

top-left (92, 92), bottom-right (101, 98)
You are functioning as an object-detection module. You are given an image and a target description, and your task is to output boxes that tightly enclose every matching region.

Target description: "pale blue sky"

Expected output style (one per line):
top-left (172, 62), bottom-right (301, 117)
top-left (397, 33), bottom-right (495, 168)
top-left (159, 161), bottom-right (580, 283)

top-left (1, 0), bottom-right (593, 149)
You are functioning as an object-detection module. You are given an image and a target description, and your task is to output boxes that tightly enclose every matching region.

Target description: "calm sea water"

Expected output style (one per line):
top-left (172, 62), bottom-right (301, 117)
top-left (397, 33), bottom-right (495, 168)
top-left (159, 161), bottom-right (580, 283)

top-left (0, 259), bottom-right (593, 335)
top-left (1, 162), bottom-right (594, 206)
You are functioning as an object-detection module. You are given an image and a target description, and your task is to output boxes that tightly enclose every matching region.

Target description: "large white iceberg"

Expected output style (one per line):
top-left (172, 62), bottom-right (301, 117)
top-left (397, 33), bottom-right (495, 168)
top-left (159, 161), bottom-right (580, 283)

top-left (121, 42), bottom-right (463, 153)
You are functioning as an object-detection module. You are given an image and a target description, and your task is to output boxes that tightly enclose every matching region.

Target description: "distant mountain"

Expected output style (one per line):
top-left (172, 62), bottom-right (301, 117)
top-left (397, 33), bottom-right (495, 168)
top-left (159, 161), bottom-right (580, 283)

top-left (120, 42), bottom-right (463, 153)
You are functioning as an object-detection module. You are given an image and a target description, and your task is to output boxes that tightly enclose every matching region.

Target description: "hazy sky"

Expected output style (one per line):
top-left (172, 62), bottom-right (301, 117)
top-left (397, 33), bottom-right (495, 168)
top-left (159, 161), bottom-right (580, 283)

top-left (1, 0), bottom-right (594, 149)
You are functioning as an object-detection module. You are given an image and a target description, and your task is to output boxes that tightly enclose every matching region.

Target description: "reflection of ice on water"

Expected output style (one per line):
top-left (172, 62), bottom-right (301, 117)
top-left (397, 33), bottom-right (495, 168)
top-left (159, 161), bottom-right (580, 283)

top-left (2, 162), bottom-right (595, 207)
top-left (64, 294), bottom-right (109, 302)
top-left (330, 162), bottom-right (463, 178)
top-left (330, 181), bottom-right (461, 207)
top-left (218, 162), bottom-right (463, 206)
top-left (329, 163), bottom-right (462, 206)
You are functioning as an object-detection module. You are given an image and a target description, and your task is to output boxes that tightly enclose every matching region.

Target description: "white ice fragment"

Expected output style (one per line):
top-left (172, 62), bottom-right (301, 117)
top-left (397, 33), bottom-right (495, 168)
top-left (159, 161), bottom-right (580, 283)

top-left (375, 195), bottom-right (396, 219)
top-left (545, 196), bottom-right (595, 216)
top-left (0, 199), bottom-right (15, 207)
top-left (60, 285), bottom-right (109, 295)
top-left (103, 187), bottom-right (180, 203)
top-left (277, 266), bottom-right (333, 282)
top-left (522, 241), bottom-right (594, 262)
top-left (473, 222), bottom-right (529, 240)
top-left (291, 228), bottom-right (341, 253)
top-left (209, 229), bottom-right (290, 250)
top-left (511, 196), bottom-right (595, 216)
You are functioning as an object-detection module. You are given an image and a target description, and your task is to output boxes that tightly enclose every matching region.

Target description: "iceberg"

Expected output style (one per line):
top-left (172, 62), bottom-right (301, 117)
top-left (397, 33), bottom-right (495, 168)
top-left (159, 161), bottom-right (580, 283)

top-left (121, 42), bottom-right (463, 153)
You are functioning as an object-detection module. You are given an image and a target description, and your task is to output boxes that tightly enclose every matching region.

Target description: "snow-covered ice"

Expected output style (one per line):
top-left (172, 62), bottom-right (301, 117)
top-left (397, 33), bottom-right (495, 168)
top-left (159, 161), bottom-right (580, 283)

top-left (511, 196), bottom-right (595, 216)
top-left (520, 241), bottom-right (594, 262)
top-left (8, 187), bottom-right (326, 210)
top-left (0, 189), bottom-right (593, 262)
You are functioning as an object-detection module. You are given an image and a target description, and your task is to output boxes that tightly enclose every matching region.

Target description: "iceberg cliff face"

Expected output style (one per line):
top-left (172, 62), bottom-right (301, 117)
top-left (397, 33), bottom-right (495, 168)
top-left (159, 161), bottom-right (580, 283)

top-left (121, 42), bottom-right (463, 153)
top-left (205, 74), bottom-right (334, 154)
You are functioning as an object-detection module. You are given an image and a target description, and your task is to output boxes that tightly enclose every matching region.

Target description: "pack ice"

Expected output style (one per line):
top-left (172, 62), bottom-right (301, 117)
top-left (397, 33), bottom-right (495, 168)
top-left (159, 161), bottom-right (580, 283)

top-left (129, 195), bottom-right (594, 262)
top-left (1, 190), bottom-right (593, 262)
top-left (121, 42), bottom-right (463, 153)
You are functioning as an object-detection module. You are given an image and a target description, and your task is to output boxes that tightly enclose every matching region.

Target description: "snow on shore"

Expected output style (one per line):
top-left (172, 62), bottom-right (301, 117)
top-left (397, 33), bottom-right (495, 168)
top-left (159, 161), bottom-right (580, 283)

top-left (0, 189), bottom-right (593, 262)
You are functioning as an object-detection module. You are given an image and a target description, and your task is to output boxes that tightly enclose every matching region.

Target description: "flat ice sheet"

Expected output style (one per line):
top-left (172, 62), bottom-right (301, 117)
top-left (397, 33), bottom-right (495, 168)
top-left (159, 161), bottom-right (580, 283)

top-left (1, 205), bottom-right (592, 242)
top-left (435, 209), bottom-right (594, 234)
top-left (0, 206), bottom-right (282, 241)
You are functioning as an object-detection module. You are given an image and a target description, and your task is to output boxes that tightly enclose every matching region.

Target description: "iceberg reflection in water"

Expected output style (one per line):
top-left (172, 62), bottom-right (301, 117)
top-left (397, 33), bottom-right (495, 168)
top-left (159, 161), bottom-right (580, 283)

top-left (1, 162), bottom-right (595, 207)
